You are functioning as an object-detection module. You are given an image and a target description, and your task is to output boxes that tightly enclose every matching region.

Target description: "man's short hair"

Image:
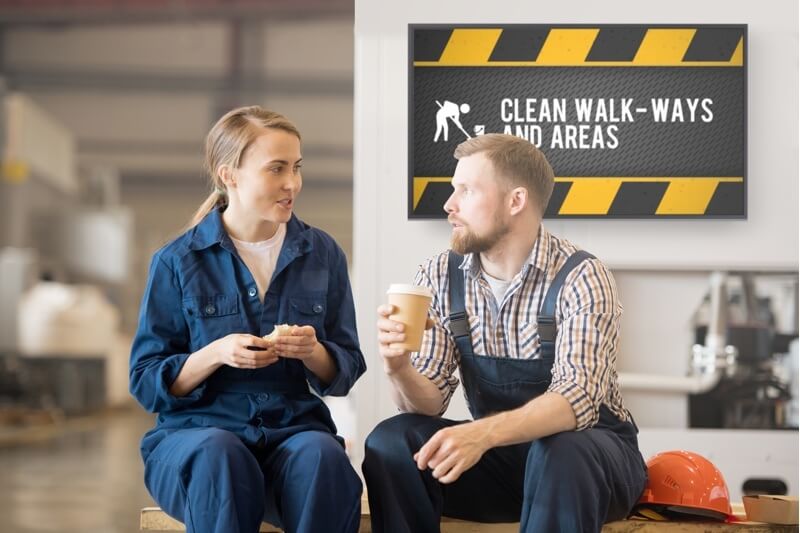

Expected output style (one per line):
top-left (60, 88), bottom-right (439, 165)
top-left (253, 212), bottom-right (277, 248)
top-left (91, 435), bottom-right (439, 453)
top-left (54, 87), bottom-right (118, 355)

top-left (454, 134), bottom-right (555, 215)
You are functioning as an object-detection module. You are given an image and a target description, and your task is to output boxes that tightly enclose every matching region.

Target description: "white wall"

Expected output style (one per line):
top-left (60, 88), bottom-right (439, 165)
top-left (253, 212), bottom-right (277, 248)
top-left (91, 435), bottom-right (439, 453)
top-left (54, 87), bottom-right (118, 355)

top-left (352, 0), bottom-right (799, 467)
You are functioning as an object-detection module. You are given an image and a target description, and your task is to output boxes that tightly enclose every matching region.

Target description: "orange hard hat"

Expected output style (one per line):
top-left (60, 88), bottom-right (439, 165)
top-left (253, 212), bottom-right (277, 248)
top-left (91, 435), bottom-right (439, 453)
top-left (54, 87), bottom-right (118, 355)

top-left (636, 450), bottom-right (732, 521)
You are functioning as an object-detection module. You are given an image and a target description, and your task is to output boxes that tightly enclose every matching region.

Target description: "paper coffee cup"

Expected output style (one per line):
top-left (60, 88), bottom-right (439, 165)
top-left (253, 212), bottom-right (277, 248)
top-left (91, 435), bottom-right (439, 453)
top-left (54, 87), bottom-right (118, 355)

top-left (386, 284), bottom-right (433, 352)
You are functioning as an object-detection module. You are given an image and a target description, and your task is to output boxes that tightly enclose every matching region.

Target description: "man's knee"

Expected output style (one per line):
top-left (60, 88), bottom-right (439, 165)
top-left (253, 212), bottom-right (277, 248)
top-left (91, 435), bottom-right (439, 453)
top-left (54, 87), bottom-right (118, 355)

top-left (527, 430), bottom-right (593, 475)
top-left (364, 413), bottom-right (439, 460)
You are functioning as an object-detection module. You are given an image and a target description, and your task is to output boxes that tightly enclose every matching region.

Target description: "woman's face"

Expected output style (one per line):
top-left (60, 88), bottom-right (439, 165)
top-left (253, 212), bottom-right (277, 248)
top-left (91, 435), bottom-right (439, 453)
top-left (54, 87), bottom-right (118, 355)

top-left (227, 128), bottom-right (303, 225)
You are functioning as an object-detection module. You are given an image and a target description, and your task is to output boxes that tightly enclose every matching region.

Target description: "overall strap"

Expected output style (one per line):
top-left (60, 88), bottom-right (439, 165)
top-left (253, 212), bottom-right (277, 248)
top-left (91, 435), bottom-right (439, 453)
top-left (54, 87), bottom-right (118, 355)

top-left (447, 251), bottom-right (473, 357)
top-left (537, 250), bottom-right (595, 358)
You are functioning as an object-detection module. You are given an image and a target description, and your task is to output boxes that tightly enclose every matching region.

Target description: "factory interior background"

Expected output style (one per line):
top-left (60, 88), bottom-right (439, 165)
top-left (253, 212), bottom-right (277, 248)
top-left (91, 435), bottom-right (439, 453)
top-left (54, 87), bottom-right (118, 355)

top-left (0, 0), bottom-right (797, 532)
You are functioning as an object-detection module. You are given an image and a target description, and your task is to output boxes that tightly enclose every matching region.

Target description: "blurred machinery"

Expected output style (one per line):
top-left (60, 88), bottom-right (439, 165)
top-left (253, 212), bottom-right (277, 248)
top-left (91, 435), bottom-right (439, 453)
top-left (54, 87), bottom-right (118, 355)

top-left (1, 90), bottom-right (134, 417)
top-left (689, 273), bottom-right (799, 430)
top-left (0, 245), bottom-right (133, 416)
top-left (623, 271), bottom-right (799, 501)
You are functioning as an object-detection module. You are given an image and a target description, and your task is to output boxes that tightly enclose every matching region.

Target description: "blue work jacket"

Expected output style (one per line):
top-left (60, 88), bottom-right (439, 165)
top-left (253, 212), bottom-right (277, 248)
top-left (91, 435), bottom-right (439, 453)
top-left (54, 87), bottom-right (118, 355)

top-left (129, 208), bottom-right (366, 461)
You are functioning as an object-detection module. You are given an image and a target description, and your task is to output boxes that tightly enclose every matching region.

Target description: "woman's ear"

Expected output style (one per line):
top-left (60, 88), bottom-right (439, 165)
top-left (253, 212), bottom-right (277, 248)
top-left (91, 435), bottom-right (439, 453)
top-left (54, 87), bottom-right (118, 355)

top-left (217, 164), bottom-right (237, 189)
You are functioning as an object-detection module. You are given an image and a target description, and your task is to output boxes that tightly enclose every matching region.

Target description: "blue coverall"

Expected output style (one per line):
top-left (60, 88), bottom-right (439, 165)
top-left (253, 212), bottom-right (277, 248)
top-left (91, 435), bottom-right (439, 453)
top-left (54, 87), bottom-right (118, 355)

top-left (130, 209), bottom-right (366, 533)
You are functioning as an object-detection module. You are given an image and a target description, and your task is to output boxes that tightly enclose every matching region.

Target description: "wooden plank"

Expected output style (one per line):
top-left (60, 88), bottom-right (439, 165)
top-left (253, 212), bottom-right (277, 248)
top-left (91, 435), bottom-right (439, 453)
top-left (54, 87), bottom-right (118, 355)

top-left (141, 504), bottom-right (795, 533)
top-left (140, 507), bottom-right (370, 532)
top-left (601, 522), bottom-right (798, 532)
top-left (141, 508), bottom-right (276, 532)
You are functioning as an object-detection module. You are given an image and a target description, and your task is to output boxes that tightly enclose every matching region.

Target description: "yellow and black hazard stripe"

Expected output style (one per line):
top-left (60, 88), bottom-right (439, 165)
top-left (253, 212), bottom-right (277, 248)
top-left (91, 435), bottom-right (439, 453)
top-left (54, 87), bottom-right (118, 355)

top-left (413, 26), bottom-right (744, 67)
top-left (412, 176), bottom-right (744, 217)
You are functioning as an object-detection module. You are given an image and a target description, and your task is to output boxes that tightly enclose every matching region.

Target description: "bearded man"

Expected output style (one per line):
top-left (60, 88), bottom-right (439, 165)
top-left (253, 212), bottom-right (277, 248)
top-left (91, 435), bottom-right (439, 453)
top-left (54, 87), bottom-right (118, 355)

top-left (363, 134), bottom-right (647, 533)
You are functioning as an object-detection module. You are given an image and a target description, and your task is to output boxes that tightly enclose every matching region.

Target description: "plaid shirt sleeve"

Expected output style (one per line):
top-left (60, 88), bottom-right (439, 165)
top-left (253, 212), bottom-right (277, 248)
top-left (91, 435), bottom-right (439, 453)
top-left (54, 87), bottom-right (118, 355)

top-left (410, 259), bottom-right (460, 415)
top-left (547, 258), bottom-right (623, 430)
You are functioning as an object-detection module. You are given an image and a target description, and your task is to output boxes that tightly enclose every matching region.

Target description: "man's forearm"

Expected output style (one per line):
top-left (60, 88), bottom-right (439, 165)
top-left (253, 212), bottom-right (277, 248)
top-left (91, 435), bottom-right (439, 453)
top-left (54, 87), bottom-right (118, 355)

top-left (386, 360), bottom-right (445, 416)
top-left (479, 392), bottom-right (578, 448)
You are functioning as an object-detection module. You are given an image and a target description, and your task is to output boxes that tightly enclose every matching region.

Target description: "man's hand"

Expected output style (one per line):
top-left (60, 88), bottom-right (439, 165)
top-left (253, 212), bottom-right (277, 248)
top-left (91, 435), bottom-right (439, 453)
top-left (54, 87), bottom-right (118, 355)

top-left (377, 304), bottom-right (412, 373)
top-left (272, 325), bottom-right (320, 361)
top-left (377, 303), bottom-right (445, 415)
top-left (413, 421), bottom-right (492, 484)
top-left (377, 304), bottom-right (434, 374)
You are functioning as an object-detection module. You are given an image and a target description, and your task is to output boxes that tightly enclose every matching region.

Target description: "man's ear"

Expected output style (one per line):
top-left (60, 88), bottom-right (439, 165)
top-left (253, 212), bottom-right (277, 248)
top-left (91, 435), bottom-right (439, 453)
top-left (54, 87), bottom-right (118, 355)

top-left (508, 186), bottom-right (529, 216)
top-left (217, 164), bottom-right (237, 189)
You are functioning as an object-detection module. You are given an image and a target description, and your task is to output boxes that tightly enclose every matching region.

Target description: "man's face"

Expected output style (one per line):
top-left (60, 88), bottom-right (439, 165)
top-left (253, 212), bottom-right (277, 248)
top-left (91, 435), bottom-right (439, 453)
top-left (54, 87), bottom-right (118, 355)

top-left (443, 152), bottom-right (510, 255)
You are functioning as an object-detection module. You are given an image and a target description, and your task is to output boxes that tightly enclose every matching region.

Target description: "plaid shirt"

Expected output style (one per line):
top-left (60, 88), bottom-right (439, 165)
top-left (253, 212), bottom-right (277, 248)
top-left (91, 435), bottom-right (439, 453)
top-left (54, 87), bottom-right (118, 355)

top-left (411, 224), bottom-right (631, 430)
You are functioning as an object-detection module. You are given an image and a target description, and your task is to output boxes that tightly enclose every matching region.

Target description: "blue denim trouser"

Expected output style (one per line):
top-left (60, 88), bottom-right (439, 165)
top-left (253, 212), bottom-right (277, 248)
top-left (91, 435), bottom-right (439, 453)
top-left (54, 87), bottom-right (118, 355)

top-left (363, 408), bottom-right (647, 533)
top-left (145, 428), bottom-right (362, 533)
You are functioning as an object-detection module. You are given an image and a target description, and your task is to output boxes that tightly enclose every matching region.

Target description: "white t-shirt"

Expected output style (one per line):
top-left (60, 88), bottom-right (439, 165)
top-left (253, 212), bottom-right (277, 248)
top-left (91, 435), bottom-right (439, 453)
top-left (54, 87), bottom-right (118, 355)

top-left (482, 268), bottom-right (512, 307)
top-left (230, 224), bottom-right (287, 302)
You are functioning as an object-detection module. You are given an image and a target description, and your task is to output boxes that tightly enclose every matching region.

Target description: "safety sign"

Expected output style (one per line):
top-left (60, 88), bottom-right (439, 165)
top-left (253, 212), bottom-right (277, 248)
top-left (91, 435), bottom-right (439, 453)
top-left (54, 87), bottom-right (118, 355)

top-left (409, 25), bottom-right (747, 219)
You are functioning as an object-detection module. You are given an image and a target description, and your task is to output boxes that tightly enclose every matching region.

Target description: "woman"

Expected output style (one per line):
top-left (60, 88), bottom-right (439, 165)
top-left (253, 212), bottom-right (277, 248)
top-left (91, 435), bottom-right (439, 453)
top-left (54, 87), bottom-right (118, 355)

top-left (129, 106), bottom-right (366, 533)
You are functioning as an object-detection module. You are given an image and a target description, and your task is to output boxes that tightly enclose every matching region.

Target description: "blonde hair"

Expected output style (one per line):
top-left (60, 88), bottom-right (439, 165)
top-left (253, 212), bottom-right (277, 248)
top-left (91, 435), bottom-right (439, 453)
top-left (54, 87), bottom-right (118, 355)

top-left (188, 106), bottom-right (301, 227)
top-left (453, 134), bottom-right (554, 214)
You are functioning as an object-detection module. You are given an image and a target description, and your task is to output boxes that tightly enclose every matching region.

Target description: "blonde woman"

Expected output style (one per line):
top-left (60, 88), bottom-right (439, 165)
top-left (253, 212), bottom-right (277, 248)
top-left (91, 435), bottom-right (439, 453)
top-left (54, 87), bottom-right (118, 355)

top-left (130, 106), bottom-right (365, 533)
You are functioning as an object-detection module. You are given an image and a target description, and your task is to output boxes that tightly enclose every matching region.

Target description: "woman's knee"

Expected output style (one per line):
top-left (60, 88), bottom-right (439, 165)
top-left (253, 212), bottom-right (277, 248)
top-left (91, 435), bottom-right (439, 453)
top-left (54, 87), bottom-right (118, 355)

top-left (145, 428), bottom-right (262, 519)
top-left (280, 432), bottom-right (362, 499)
top-left (286, 431), bottom-right (348, 463)
top-left (168, 428), bottom-right (262, 489)
top-left (190, 428), bottom-right (256, 466)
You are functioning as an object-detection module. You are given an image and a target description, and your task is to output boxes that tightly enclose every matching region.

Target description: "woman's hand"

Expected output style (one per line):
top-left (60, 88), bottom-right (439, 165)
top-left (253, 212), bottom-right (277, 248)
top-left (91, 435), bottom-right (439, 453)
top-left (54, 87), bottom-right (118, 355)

top-left (272, 325), bottom-right (320, 361)
top-left (273, 326), bottom-right (338, 384)
top-left (213, 334), bottom-right (278, 369)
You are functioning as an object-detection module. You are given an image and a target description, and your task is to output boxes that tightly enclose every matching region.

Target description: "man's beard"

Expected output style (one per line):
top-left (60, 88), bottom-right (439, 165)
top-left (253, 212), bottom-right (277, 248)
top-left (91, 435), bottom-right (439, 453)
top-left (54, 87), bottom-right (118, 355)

top-left (450, 213), bottom-right (510, 255)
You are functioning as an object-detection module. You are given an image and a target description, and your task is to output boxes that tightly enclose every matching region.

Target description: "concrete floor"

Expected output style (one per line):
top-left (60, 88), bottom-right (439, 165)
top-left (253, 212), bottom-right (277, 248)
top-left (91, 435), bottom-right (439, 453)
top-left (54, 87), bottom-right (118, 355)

top-left (0, 407), bottom-right (156, 533)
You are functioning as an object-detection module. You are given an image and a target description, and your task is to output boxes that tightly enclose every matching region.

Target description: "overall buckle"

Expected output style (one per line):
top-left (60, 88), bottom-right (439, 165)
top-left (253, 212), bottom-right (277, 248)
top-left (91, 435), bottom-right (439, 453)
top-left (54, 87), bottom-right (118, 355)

top-left (449, 311), bottom-right (470, 338)
top-left (537, 316), bottom-right (557, 342)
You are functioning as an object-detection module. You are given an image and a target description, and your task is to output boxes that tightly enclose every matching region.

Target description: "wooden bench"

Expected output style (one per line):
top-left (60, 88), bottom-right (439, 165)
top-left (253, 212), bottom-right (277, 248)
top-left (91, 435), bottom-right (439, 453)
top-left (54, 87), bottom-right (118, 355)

top-left (140, 506), bottom-right (516, 532)
top-left (141, 501), bottom-right (796, 532)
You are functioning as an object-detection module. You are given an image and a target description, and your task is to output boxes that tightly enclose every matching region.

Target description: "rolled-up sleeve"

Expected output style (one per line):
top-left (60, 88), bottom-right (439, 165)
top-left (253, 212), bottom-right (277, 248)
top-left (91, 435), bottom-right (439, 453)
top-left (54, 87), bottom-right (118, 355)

top-left (306, 244), bottom-right (366, 396)
top-left (410, 262), bottom-right (460, 415)
top-left (547, 258), bottom-right (623, 430)
top-left (129, 252), bottom-right (206, 412)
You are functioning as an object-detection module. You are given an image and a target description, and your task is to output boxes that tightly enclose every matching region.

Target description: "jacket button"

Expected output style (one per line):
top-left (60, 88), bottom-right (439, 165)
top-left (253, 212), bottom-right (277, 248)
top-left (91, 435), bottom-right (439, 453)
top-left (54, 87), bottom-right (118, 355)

top-left (313, 304), bottom-right (323, 314)
top-left (205, 304), bottom-right (216, 315)
top-left (248, 287), bottom-right (257, 297)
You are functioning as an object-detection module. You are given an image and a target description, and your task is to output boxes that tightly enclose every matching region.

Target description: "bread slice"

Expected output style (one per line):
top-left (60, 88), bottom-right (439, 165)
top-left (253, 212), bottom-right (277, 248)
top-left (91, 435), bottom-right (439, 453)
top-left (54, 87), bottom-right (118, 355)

top-left (263, 323), bottom-right (293, 341)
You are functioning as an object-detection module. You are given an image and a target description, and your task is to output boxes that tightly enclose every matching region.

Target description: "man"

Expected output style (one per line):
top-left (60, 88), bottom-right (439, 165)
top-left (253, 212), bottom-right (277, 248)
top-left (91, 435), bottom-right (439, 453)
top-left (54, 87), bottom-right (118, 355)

top-left (363, 134), bottom-right (647, 532)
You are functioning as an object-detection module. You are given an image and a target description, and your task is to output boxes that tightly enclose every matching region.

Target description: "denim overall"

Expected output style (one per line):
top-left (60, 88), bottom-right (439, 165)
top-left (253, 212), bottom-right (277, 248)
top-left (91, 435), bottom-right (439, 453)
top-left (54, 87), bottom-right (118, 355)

top-left (363, 250), bottom-right (647, 533)
top-left (451, 250), bottom-right (594, 419)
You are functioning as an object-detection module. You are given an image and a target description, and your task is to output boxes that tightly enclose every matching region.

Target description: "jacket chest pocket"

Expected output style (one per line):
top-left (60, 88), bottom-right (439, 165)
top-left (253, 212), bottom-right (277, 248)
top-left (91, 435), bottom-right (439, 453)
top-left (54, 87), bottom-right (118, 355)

top-left (288, 297), bottom-right (326, 338)
top-left (182, 293), bottom-right (242, 348)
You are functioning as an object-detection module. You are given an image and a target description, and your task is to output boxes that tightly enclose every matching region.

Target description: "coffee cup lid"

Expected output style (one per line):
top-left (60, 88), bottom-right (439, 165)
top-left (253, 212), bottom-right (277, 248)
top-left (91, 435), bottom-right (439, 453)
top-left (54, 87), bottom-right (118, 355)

top-left (386, 284), bottom-right (433, 297)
